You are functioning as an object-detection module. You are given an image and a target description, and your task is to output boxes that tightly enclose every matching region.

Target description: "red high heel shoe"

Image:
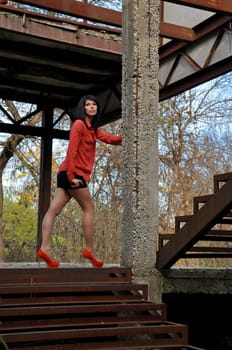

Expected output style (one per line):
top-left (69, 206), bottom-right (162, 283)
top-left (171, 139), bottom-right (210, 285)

top-left (82, 249), bottom-right (104, 268)
top-left (37, 248), bottom-right (60, 268)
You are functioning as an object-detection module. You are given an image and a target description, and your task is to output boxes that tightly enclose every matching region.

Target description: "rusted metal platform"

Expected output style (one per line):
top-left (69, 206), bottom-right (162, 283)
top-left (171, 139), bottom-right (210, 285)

top-left (0, 0), bottom-right (232, 119)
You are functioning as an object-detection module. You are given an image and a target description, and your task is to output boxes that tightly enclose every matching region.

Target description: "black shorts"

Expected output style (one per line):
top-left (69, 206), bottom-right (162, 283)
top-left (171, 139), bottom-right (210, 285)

top-left (57, 171), bottom-right (87, 189)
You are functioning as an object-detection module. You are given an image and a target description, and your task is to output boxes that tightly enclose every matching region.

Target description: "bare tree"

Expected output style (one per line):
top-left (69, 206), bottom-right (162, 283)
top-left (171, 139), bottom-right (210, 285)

top-left (0, 100), bottom-right (41, 261)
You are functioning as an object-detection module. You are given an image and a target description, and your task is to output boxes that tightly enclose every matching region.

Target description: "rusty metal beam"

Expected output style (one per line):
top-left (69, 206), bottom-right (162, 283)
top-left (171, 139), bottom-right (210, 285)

top-left (11, 0), bottom-right (232, 23)
top-left (159, 14), bottom-right (232, 60)
top-left (0, 6), bottom-right (122, 54)
top-left (8, 0), bottom-right (122, 27)
top-left (164, 0), bottom-right (232, 14)
top-left (159, 56), bottom-right (232, 101)
top-left (1, 2), bottom-right (198, 43)
top-left (0, 4), bottom-right (121, 34)
top-left (4, 2), bottom-right (230, 46)
top-left (160, 22), bottom-right (196, 41)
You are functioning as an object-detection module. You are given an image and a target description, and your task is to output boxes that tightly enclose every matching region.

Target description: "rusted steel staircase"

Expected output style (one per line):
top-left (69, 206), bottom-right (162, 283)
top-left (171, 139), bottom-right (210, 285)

top-left (0, 266), bottom-right (204, 349)
top-left (157, 172), bottom-right (232, 270)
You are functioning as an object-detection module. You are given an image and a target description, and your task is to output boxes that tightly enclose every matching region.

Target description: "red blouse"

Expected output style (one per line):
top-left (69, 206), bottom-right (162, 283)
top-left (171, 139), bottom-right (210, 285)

top-left (58, 118), bottom-right (122, 182)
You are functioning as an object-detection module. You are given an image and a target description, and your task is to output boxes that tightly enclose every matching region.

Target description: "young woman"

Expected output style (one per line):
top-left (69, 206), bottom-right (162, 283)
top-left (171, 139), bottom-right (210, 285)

top-left (37, 95), bottom-right (122, 268)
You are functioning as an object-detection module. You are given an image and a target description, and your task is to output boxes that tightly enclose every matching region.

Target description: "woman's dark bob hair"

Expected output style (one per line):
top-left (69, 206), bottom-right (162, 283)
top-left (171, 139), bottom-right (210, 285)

top-left (69, 95), bottom-right (100, 130)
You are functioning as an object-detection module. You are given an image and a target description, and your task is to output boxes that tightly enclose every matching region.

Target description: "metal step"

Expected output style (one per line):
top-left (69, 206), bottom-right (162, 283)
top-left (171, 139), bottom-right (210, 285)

top-left (0, 302), bottom-right (167, 331)
top-left (1, 322), bottom-right (188, 349)
top-left (214, 172), bottom-right (232, 192)
top-left (0, 282), bottom-right (148, 306)
top-left (0, 267), bottom-right (132, 284)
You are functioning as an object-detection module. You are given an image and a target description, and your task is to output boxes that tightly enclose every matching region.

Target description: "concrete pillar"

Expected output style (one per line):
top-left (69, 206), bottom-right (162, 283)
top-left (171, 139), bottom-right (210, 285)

top-left (121, 0), bottom-right (162, 300)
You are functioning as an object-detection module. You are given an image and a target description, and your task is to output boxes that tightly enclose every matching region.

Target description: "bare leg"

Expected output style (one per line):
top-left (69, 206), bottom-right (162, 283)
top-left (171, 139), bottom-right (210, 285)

top-left (68, 187), bottom-right (94, 252)
top-left (68, 187), bottom-right (103, 267)
top-left (40, 188), bottom-right (71, 256)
